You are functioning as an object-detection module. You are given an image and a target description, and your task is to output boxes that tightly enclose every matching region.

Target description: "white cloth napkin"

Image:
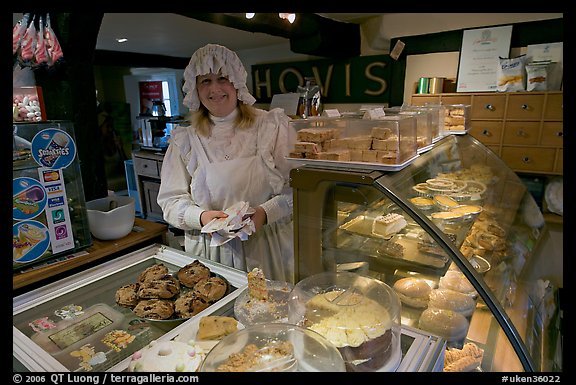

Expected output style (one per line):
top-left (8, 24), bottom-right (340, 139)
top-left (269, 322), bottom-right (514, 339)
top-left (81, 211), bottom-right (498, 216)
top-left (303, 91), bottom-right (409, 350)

top-left (201, 201), bottom-right (256, 246)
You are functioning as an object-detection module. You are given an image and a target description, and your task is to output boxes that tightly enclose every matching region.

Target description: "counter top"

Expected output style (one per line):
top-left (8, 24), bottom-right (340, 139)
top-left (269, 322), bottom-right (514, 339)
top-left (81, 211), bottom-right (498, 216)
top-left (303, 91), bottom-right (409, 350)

top-left (13, 218), bottom-right (168, 291)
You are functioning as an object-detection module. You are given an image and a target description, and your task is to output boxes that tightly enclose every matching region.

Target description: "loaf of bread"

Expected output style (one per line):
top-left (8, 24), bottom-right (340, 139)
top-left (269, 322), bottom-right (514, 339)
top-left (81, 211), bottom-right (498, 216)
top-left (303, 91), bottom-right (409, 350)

top-left (393, 277), bottom-right (431, 309)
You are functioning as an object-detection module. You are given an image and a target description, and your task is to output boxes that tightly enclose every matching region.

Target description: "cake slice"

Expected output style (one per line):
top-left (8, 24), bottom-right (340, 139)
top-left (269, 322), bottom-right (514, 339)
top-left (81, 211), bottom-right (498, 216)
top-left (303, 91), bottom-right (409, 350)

top-left (247, 267), bottom-right (268, 301)
top-left (372, 213), bottom-right (407, 238)
top-left (196, 316), bottom-right (239, 340)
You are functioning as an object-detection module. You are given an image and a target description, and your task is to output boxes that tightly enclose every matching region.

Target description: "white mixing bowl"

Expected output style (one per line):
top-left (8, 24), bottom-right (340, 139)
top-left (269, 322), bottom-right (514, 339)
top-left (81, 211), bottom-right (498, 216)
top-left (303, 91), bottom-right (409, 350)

top-left (86, 196), bottom-right (135, 240)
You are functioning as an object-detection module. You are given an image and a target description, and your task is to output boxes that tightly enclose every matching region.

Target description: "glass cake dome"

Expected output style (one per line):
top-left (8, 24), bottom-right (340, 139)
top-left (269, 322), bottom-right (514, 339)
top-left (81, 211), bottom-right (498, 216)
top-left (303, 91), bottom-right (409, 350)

top-left (288, 271), bottom-right (402, 372)
top-left (200, 323), bottom-right (345, 372)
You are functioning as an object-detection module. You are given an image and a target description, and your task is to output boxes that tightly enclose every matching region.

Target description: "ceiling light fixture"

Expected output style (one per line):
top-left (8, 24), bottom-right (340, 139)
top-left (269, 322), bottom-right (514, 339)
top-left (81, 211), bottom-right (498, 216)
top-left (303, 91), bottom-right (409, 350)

top-left (245, 13), bottom-right (255, 19)
top-left (116, 38), bottom-right (128, 43)
top-left (278, 13), bottom-right (296, 23)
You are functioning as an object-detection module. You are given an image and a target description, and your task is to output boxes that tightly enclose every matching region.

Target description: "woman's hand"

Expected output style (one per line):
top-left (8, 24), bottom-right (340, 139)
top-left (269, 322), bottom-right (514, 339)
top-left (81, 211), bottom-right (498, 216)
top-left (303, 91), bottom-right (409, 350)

top-left (200, 210), bottom-right (228, 227)
top-left (250, 206), bottom-right (267, 232)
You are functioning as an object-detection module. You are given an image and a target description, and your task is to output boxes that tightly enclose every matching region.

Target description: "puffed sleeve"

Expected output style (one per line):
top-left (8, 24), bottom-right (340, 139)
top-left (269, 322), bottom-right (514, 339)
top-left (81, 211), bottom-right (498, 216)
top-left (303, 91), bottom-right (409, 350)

top-left (256, 108), bottom-right (297, 224)
top-left (156, 126), bottom-right (204, 230)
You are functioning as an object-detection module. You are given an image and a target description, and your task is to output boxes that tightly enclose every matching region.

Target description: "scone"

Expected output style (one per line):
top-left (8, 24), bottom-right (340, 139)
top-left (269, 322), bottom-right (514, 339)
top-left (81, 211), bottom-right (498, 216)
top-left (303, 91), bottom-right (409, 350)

top-left (133, 299), bottom-right (175, 320)
top-left (193, 276), bottom-right (228, 302)
top-left (174, 292), bottom-right (210, 319)
top-left (138, 263), bottom-right (169, 283)
top-left (137, 275), bottom-right (181, 299)
top-left (177, 260), bottom-right (211, 288)
top-left (115, 283), bottom-right (140, 308)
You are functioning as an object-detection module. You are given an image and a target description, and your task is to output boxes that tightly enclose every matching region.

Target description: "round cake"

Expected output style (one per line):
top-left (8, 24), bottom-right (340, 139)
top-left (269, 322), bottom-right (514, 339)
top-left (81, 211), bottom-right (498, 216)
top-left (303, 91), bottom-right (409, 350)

top-left (304, 290), bottom-right (396, 371)
top-left (177, 260), bottom-right (211, 288)
top-left (128, 339), bottom-right (207, 372)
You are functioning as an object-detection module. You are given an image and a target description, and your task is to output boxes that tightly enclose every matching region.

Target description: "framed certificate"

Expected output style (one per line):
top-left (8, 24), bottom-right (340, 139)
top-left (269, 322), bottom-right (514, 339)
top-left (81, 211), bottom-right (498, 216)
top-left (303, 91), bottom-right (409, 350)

top-left (456, 25), bottom-right (513, 92)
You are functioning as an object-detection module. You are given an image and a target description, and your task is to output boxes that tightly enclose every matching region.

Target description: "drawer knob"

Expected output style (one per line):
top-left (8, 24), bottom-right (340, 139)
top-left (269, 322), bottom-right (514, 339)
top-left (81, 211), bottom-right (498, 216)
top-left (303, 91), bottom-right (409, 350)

top-left (482, 129), bottom-right (491, 136)
top-left (521, 104), bottom-right (529, 110)
top-left (556, 131), bottom-right (563, 137)
top-left (522, 156), bottom-right (531, 164)
top-left (143, 164), bottom-right (148, 168)
top-left (485, 104), bottom-right (494, 111)
top-left (516, 129), bottom-right (526, 137)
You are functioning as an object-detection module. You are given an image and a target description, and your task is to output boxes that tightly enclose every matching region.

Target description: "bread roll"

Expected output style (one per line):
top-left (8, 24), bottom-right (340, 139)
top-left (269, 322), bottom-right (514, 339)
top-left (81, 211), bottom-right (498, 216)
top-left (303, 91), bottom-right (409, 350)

top-left (418, 308), bottom-right (469, 341)
top-left (428, 288), bottom-right (476, 317)
top-left (439, 270), bottom-right (477, 297)
top-left (393, 277), bottom-right (431, 309)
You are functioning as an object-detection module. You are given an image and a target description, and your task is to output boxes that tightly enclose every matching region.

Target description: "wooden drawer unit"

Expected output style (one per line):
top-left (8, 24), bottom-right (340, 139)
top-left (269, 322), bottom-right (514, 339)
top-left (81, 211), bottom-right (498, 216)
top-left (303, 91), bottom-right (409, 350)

top-left (541, 122), bottom-right (563, 147)
top-left (555, 149), bottom-right (563, 173)
top-left (133, 157), bottom-right (161, 178)
top-left (506, 94), bottom-right (544, 120)
top-left (440, 95), bottom-right (472, 105)
top-left (412, 91), bottom-right (563, 176)
top-left (410, 96), bottom-right (440, 106)
top-left (501, 147), bottom-right (556, 173)
top-left (502, 121), bottom-right (540, 146)
top-left (469, 121), bottom-right (503, 145)
top-left (142, 180), bottom-right (163, 220)
top-left (471, 94), bottom-right (506, 119)
top-left (544, 93), bottom-right (563, 120)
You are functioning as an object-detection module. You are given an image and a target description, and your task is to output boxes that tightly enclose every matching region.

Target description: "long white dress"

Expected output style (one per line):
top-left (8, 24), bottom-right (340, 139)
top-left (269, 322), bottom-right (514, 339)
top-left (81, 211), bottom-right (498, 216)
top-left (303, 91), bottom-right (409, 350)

top-left (157, 107), bottom-right (296, 282)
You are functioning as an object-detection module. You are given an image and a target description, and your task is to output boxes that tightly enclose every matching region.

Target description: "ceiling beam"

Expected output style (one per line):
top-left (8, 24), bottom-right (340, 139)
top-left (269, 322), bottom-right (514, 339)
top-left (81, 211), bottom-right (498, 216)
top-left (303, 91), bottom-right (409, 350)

top-left (176, 13), bottom-right (360, 58)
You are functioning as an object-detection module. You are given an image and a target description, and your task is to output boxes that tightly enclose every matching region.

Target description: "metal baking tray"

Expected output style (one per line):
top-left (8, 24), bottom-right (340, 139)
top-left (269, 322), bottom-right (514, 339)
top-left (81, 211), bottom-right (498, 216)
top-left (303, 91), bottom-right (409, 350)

top-left (338, 216), bottom-right (450, 270)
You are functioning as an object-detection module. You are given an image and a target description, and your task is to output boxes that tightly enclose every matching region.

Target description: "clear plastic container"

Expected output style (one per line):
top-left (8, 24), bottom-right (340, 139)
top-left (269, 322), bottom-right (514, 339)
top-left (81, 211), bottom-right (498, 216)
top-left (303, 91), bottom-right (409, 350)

top-left (200, 323), bottom-right (346, 372)
top-left (442, 104), bottom-right (471, 135)
top-left (384, 107), bottom-right (434, 152)
top-left (288, 271), bottom-right (402, 372)
top-left (288, 116), bottom-right (417, 167)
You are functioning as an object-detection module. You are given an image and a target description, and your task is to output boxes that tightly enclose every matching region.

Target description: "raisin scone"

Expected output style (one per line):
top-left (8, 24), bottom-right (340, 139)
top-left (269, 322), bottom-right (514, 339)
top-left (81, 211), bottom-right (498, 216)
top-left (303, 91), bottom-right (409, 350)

top-left (177, 260), bottom-right (211, 288)
top-left (138, 275), bottom-right (181, 299)
top-left (133, 299), bottom-right (175, 320)
top-left (193, 276), bottom-right (228, 302)
top-left (115, 283), bottom-right (140, 308)
top-left (137, 263), bottom-right (170, 283)
top-left (174, 292), bottom-right (210, 318)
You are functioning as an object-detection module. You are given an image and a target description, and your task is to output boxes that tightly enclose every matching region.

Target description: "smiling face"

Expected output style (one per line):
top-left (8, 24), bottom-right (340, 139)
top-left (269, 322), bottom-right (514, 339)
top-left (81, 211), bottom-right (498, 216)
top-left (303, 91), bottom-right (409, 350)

top-left (196, 72), bottom-right (238, 117)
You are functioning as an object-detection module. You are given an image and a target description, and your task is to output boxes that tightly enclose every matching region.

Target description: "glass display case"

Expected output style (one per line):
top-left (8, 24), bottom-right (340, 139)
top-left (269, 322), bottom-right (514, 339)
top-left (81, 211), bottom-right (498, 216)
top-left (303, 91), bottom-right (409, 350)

top-left (13, 245), bottom-right (248, 372)
top-left (14, 244), bottom-right (445, 373)
top-left (290, 134), bottom-right (562, 372)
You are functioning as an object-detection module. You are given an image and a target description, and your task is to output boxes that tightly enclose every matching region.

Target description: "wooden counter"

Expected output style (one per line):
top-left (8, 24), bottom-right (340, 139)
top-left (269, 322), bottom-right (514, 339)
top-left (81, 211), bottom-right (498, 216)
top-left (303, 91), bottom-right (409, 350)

top-left (13, 218), bottom-right (168, 291)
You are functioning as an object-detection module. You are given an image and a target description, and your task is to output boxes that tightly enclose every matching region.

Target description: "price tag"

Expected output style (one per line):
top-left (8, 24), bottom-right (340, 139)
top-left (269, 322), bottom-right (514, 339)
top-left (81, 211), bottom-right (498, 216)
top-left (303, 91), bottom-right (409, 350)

top-left (363, 108), bottom-right (386, 120)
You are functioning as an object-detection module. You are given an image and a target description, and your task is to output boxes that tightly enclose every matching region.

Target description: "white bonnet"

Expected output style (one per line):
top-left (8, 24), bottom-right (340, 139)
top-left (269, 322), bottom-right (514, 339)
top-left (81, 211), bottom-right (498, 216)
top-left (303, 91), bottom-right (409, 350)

top-left (182, 44), bottom-right (256, 111)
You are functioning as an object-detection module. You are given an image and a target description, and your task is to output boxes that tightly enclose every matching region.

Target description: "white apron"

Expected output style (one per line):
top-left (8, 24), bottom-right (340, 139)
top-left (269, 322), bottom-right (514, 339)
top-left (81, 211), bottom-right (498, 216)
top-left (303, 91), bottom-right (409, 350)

top-left (184, 132), bottom-right (294, 282)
